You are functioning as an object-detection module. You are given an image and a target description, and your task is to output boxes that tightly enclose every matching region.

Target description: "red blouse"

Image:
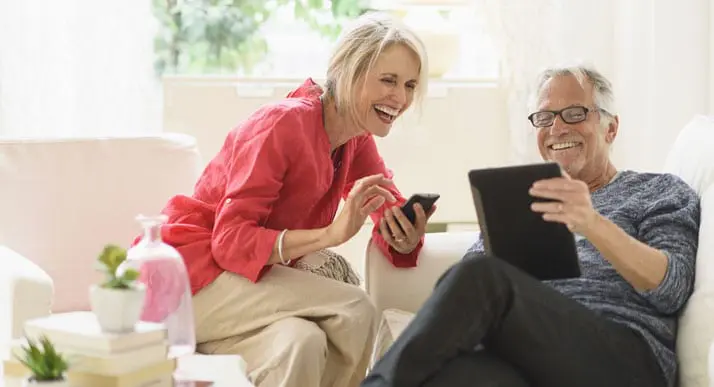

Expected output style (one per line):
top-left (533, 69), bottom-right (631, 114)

top-left (157, 78), bottom-right (423, 295)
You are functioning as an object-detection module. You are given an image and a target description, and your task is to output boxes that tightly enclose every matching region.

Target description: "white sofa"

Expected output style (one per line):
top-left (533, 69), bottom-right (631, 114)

top-left (365, 115), bottom-right (714, 387)
top-left (0, 134), bottom-right (203, 353)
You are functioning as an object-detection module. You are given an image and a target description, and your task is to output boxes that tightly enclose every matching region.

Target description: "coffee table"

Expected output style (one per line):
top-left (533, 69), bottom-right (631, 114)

top-left (1, 353), bottom-right (254, 387)
top-left (176, 354), bottom-right (253, 386)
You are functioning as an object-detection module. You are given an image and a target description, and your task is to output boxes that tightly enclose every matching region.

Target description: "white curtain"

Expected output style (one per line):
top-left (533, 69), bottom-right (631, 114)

top-left (0, 0), bottom-right (161, 138)
top-left (475, 0), bottom-right (712, 172)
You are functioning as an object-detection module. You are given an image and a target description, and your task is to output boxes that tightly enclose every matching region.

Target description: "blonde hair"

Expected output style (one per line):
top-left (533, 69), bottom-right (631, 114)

top-left (324, 12), bottom-right (428, 128)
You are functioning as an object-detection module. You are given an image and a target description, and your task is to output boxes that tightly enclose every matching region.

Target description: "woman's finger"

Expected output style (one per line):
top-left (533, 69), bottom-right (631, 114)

top-left (384, 209), bottom-right (407, 242)
top-left (391, 206), bottom-right (418, 241)
top-left (411, 203), bottom-right (428, 235)
top-left (367, 185), bottom-right (397, 203)
top-left (350, 174), bottom-right (393, 199)
top-left (353, 185), bottom-right (396, 210)
top-left (379, 217), bottom-right (396, 244)
top-left (361, 195), bottom-right (386, 216)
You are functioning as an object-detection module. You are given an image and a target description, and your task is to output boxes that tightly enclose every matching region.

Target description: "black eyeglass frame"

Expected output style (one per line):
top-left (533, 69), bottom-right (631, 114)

top-left (527, 106), bottom-right (609, 128)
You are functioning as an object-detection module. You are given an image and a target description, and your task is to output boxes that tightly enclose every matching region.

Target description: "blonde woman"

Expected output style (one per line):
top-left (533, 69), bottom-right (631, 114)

top-left (154, 12), bottom-right (433, 387)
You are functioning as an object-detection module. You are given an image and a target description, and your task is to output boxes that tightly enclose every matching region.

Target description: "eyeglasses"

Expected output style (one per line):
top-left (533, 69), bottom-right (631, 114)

top-left (527, 106), bottom-right (604, 128)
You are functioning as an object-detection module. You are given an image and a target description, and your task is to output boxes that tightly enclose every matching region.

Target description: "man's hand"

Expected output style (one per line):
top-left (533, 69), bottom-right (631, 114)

top-left (528, 171), bottom-right (600, 235)
top-left (530, 170), bottom-right (672, 292)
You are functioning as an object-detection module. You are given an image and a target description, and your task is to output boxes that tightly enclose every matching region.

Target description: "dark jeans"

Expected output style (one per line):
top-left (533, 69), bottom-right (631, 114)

top-left (362, 253), bottom-right (667, 387)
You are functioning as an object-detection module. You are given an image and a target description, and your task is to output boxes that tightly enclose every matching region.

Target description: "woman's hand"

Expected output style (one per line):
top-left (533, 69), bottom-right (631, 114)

top-left (379, 202), bottom-right (435, 254)
top-left (529, 171), bottom-right (600, 235)
top-left (327, 174), bottom-right (396, 246)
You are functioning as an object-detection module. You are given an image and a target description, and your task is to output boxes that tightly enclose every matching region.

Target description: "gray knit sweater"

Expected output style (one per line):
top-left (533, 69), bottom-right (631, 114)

top-left (467, 170), bottom-right (701, 387)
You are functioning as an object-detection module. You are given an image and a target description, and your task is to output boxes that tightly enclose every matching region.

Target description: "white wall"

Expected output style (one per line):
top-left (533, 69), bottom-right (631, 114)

top-left (711, 0), bottom-right (714, 116)
top-left (480, 0), bottom-right (713, 172)
top-left (0, 0), bottom-right (160, 138)
top-left (611, 0), bottom-right (711, 172)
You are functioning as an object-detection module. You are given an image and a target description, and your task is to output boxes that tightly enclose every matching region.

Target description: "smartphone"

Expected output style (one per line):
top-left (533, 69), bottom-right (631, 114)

top-left (400, 193), bottom-right (440, 224)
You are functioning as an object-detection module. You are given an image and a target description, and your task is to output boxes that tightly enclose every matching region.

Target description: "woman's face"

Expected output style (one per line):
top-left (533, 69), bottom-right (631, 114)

top-left (354, 43), bottom-right (421, 137)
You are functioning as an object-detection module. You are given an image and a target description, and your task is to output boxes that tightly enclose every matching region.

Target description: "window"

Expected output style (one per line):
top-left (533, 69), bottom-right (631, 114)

top-left (153, 0), bottom-right (499, 80)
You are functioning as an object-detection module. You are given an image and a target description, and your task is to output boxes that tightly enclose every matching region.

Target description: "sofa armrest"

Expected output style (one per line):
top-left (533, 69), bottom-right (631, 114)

top-left (365, 231), bottom-right (478, 314)
top-left (0, 246), bottom-right (53, 351)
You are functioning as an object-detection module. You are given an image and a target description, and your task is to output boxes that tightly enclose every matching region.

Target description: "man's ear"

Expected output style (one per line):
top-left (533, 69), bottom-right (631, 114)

top-left (605, 115), bottom-right (619, 144)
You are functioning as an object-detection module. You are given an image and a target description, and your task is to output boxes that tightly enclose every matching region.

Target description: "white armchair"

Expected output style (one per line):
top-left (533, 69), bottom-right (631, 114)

top-left (364, 115), bottom-right (714, 387)
top-left (366, 231), bottom-right (476, 315)
top-left (0, 246), bottom-right (53, 345)
top-left (0, 134), bottom-right (203, 354)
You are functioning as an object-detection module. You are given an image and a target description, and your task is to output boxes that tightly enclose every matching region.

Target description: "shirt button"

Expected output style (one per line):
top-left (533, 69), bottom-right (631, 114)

top-left (225, 198), bottom-right (232, 204)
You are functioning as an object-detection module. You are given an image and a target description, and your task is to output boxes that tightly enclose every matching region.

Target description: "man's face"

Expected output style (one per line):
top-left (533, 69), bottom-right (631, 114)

top-left (532, 75), bottom-right (617, 179)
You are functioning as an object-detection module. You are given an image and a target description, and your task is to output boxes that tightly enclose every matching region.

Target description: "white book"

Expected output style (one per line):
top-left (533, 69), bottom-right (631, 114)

top-left (23, 311), bottom-right (166, 354)
top-left (9, 338), bottom-right (168, 376)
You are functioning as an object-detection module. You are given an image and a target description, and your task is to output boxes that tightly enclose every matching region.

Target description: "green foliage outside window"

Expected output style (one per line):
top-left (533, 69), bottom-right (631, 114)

top-left (153, 0), bottom-right (367, 75)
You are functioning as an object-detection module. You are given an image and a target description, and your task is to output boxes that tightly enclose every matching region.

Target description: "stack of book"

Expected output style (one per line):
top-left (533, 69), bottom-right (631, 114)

top-left (3, 311), bottom-right (176, 387)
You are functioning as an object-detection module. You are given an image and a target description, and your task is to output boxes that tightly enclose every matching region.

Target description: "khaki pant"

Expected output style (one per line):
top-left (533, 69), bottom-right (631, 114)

top-left (192, 263), bottom-right (378, 387)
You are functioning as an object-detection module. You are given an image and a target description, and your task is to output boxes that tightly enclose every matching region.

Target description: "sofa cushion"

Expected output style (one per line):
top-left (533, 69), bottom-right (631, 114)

top-left (663, 115), bottom-right (714, 387)
top-left (663, 115), bottom-right (714, 196)
top-left (676, 187), bottom-right (714, 387)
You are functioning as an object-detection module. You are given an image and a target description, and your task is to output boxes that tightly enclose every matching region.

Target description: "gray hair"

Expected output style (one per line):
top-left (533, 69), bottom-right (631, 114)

top-left (529, 65), bottom-right (616, 127)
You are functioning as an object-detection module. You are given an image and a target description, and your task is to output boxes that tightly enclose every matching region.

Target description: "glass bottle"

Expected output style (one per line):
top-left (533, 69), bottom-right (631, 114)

top-left (118, 214), bottom-right (196, 358)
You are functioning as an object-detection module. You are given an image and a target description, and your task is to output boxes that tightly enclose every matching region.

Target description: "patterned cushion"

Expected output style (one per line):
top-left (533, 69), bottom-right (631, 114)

top-left (294, 249), bottom-right (361, 286)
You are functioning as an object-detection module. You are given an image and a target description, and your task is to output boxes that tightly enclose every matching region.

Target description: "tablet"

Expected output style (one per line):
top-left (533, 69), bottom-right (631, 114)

top-left (468, 162), bottom-right (581, 280)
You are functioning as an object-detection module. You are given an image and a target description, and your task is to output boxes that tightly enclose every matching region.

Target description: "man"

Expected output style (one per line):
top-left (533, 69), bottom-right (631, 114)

top-left (361, 65), bottom-right (700, 387)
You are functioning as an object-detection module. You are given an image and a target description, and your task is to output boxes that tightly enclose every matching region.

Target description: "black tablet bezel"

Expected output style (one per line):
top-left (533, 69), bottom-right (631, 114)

top-left (468, 162), bottom-right (581, 280)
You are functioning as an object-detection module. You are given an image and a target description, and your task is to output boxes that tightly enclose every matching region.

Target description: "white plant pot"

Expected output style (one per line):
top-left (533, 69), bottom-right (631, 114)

top-left (24, 376), bottom-right (69, 386)
top-left (89, 284), bottom-right (146, 333)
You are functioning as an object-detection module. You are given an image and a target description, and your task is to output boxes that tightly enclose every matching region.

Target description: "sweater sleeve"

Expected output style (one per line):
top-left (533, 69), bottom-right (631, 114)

top-left (211, 109), bottom-right (302, 282)
top-left (465, 233), bottom-right (485, 256)
top-left (343, 135), bottom-right (423, 267)
top-left (636, 175), bottom-right (701, 315)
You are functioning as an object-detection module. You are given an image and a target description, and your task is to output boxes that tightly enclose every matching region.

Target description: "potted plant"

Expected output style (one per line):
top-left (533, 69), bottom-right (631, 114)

top-left (14, 335), bottom-right (69, 386)
top-left (89, 244), bottom-right (146, 332)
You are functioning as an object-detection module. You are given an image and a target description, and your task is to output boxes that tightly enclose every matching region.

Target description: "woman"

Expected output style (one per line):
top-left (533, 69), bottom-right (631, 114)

top-left (156, 12), bottom-right (432, 387)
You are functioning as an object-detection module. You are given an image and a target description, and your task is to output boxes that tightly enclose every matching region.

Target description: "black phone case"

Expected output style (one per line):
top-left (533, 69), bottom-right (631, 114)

top-left (401, 193), bottom-right (440, 224)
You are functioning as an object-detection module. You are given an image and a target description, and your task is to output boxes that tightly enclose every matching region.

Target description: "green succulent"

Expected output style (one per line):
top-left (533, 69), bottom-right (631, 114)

top-left (14, 336), bottom-right (69, 382)
top-left (96, 244), bottom-right (140, 290)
